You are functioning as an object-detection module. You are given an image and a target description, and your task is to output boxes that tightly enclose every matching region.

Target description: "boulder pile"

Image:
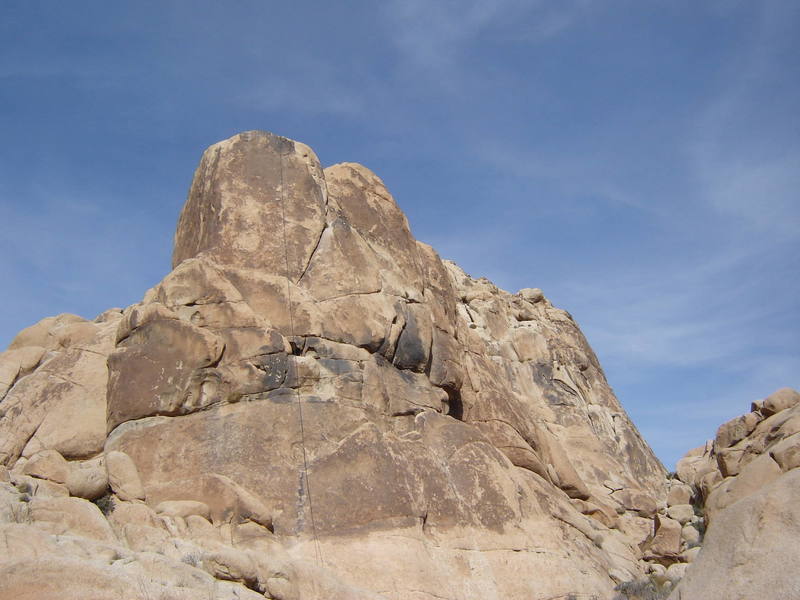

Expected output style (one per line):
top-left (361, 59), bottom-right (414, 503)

top-left (663, 388), bottom-right (800, 600)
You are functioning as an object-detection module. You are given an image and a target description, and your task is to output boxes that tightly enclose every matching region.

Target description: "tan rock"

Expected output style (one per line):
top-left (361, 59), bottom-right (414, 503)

top-left (298, 216), bottom-right (382, 302)
top-left (518, 288), bottom-right (545, 303)
top-left (0, 358), bottom-right (21, 402)
top-left (615, 513), bottom-right (654, 547)
top-left (777, 414), bottom-right (800, 440)
top-left (173, 131), bottom-right (327, 281)
top-left (65, 456), bottom-right (108, 500)
top-left (646, 515), bottom-right (682, 558)
top-left (761, 387), bottom-right (800, 416)
top-left (705, 452), bottom-right (782, 522)
top-left (681, 522), bottom-right (701, 547)
top-left (0, 346), bottom-right (46, 400)
top-left (105, 450), bottom-right (145, 501)
top-left (27, 496), bottom-right (116, 542)
top-left (615, 488), bottom-right (658, 518)
top-left (666, 482), bottom-right (692, 506)
top-left (529, 423), bottom-right (592, 501)
top-left (185, 514), bottom-right (218, 543)
top-left (7, 313), bottom-right (88, 351)
top-left (154, 257), bottom-right (249, 314)
top-left (666, 503), bottom-right (694, 525)
top-left (675, 441), bottom-right (715, 487)
top-left (698, 469), bottom-right (723, 500)
top-left (646, 561), bottom-right (667, 581)
top-left (0, 523), bottom-right (58, 561)
top-left (107, 499), bottom-right (162, 532)
top-left (769, 432), bottom-right (800, 471)
top-left (10, 473), bottom-right (69, 498)
top-left (203, 547), bottom-right (260, 587)
top-left (319, 163), bottom-right (423, 305)
top-left (0, 557), bottom-right (134, 600)
top-left (715, 446), bottom-right (744, 477)
top-left (668, 470), bottom-right (800, 600)
top-left (106, 314), bottom-right (224, 431)
top-left (509, 325), bottom-right (548, 363)
top-left (570, 498), bottom-right (618, 528)
top-left (0, 344), bottom-right (109, 465)
top-left (22, 449), bottom-right (70, 484)
top-left (714, 411), bottom-right (761, 449)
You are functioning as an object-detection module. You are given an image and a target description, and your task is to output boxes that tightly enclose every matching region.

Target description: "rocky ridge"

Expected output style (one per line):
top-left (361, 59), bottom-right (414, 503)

top-left (0, 131), bottom-right (795, 599)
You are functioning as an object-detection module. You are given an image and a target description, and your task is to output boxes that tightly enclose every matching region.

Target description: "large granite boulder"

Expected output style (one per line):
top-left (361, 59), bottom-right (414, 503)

top-left (667, 469), bottom-right (800, 600)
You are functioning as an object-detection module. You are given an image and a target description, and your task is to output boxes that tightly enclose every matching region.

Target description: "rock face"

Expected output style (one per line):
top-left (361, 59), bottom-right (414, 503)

top-left (666, 388), bottom-right (800, 600)
top-left (0, 131), bottom-right (672, 599)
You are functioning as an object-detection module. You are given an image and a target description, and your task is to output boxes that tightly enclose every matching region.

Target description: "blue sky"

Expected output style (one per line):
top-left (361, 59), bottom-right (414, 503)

top-left (1, 1), bottom-right (798, 467)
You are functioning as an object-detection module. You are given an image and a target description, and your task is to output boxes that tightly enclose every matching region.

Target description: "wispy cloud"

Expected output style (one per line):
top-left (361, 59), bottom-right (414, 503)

top-left (688, 2), bottom-right (800, 241)
top-left (473, 139), bottom-right (662, 216)
top-left (381, 0), bottom-right (590, 77)
top-left (566, 243), bottom-right (797, 366)
top-left (694, 151), bottom-right (800, 239)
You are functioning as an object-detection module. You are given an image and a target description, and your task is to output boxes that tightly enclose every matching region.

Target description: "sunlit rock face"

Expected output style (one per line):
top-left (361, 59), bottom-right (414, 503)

top-left (665, 388), bottom-right (800, 600)
top-left (0, 131), bottom-right (669, 600)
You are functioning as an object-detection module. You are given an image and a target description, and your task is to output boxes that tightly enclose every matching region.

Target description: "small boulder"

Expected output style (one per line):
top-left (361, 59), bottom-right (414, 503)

top-left (762, 387), bottom-right (800, 417)
top-left (518, 288), bottom-right (544, 303)
top-left (769, 432), bottom-right (800, 472)
top-left (676, 442), bottom-right (715, 487)
top-left (65, 457), bottom-right (108, 500)
top-left (647, 515), bottom-right (682, 557)
top-left (715, 412), bottom-right (760, 450)
top-left (666, 504), bottom-right (694, 525)
top-left (666, 482), bottom-right (693, 506)
top-left (10, 473), bottom-right (69, 498)
top-left (716, 447), bottom-right (744, 477)
top-left (570, 498), bottom-right (618, 528)
top-left (681, 522), bottom-right (701, 547)
top-left (698, 470), bottom-right (723, 500)
top-left (27, 496), bottom-right (116, 542)
top-left (203, 547), bottom-right (259, 588)
top-left (105, 450), bottom-right (145, 501)
top-left (22, 450), bottom-right (70, 485)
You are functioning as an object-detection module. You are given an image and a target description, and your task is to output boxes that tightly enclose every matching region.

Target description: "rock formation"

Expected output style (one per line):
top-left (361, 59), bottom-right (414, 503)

top-left (0, 130), bottom-right (795, 599)
top-left (663, 388), bottom-right (800, 600)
